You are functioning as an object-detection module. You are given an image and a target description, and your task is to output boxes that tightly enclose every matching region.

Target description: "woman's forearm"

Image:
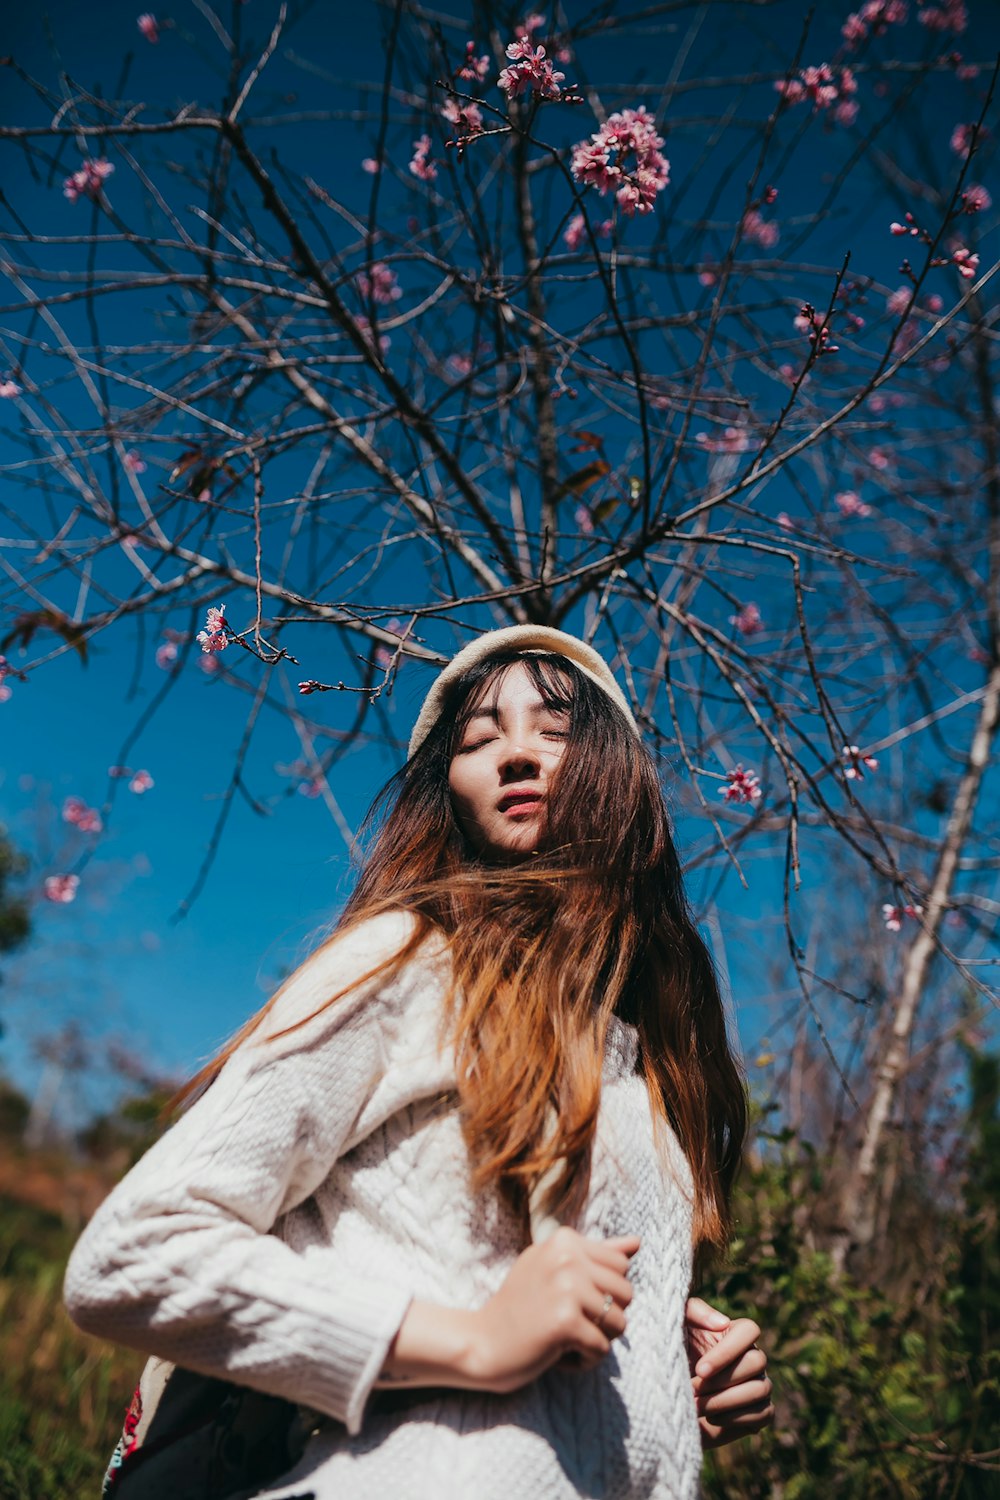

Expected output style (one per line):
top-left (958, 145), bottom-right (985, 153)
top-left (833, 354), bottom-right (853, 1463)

top-left (376, 1299), bottom-right (486, 1390)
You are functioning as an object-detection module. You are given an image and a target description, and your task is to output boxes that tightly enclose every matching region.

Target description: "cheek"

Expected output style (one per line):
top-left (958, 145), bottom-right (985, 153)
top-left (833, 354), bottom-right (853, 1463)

top-left (448, 762), bottom-right (490, 833)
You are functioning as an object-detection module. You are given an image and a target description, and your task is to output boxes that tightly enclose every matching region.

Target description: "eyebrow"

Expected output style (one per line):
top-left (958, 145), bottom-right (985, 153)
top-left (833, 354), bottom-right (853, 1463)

top-left (464, 700), bottom-right (570, 725)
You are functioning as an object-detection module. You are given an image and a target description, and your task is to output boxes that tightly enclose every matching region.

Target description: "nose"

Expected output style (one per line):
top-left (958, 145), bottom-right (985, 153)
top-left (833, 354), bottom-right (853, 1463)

top-left (498, 739), bottom-right (541, 782)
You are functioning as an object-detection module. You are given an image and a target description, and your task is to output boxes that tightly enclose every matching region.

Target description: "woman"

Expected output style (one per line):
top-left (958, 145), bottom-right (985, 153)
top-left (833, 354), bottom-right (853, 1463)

top-left (64, 625), bottom-right (772, 1499)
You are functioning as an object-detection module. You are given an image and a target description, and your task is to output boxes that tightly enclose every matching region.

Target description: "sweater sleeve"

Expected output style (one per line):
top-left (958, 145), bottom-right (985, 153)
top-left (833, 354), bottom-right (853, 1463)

top-left (63, 911), bottom-right (422, 1437)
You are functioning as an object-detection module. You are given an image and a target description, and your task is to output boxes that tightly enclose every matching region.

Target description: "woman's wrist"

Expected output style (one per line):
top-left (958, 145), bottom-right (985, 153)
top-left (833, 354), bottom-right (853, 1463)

top-left (376, 1299), bottom-right (491, 1391)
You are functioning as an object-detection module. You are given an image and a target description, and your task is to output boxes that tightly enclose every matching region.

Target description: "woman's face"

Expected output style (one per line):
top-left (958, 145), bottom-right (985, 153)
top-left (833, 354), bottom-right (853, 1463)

top-left (447, 660), bottom-right (570, 862)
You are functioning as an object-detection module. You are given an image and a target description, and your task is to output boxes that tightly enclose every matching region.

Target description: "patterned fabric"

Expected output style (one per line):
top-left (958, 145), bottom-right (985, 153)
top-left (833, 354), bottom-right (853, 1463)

top-left (65, 912), bottom-right (702, 1498)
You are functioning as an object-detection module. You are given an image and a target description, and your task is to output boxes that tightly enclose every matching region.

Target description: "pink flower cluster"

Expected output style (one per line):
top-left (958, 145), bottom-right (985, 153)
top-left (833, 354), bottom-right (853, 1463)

top-left (842, 0), bottom-right (908, 47)
top-left (882, 901), bottom-right (923, 931)
top-left (842, 743), bottom-right (879, 778)
top-left (570, 107), bottom-right (670, 217)
top-left (137, 12), bottom-right (159, 43)
top-left (441, 97), bottom-right (485, 144)
top-left (917, 0), bottom-right (967, 31)
top-left (961, 184), bottom-right (991, 213)
top-left (44, 874), bottom-right (79, 903)
top-left (794, 303), bottom-right (839, 356)
top-left (0, 378), bottom-right (20, 398)
top-left (775, 65), bottom-right (858, 126)
top-left (835, 490), bottom-right (873, 518)
top-left (109, 765), bottom-right (154, 793)
top-left (720, 766), bottom-right (763, 805)
top-left (63, 158), bottom-right (114, 203)
top-left (498, 39), bottom-right (565, 100)
top-left (196, 604), bottom-right (227, 653)
top-left (457, 41), bottom-right (490, 82)
top-left (356, 262), bottom-right (402, 304)
top-left (63, 795), bottom-right (103, 834)
top-left (729, 601), bottom-right (763, 636)
top-left (409, 134), bottom-right (438, 182)
top-left (741, 208), bottom-right (780, 249)
top-left (563, 213), bottom-right (613, 251)
top-left (952, 245), bottom-right (980, 279)
top-left (696, 426), bottom-right (751, 455)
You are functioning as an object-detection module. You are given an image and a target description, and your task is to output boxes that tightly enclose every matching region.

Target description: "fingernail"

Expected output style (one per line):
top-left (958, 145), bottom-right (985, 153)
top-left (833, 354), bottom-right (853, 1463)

top-left (696, 1358), bottom-right (712, 1376)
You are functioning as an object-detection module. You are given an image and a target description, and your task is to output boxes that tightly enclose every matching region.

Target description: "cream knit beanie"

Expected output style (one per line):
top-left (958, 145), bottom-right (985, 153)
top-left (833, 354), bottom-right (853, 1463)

top-left (407, 624), bottom-right (640, 758)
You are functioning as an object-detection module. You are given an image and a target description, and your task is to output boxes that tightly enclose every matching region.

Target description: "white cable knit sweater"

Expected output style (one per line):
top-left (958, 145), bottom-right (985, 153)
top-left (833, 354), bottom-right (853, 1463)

top-left (64, 911), bottom-right (702, 1499)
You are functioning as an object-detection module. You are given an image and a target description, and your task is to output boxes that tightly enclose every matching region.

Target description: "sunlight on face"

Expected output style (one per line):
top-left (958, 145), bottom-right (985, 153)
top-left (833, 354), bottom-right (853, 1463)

top-left (447, 661), bottom-right (571, 862)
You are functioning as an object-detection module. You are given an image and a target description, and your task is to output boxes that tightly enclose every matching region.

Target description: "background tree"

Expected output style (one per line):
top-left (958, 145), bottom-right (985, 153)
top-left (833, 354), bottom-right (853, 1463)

top-left (1, 1), bottom-right (999, 1490)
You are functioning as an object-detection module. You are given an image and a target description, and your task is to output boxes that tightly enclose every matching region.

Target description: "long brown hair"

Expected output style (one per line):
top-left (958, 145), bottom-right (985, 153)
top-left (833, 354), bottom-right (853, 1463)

top-left (170, 650), bottom-right (747, 1256)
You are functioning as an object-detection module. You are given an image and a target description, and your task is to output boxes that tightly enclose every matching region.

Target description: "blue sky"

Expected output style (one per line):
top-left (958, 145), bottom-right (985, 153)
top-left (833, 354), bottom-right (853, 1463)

top-left (2, 0), bottom-right (998, 1123)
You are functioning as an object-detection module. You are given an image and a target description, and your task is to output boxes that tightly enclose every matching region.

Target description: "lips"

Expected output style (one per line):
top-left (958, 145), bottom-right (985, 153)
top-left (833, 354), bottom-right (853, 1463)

top-left (498, 789), bottom-right (544, 815)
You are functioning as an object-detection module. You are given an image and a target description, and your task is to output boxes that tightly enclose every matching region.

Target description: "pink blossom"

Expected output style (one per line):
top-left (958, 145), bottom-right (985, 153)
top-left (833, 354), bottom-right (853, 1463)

top-left (0, 657), bottom-right (11, 704)
top-left (356, 261), bottom-right (402, 304)
top-left (842, 0), bottom-right (908, 46)
top-left (137, 12), bottom-right (159, 43)
top-left (950, 122), bottom-right (974, 155)
top-left (961, 183), bottom-right (991, 213)
top-left (441, 97), bottom-right (485, 142)
top-left (44, 874), bottom-right (79, 903)
top-left (361, 157), bottom-right (381, 174)
top-left (729, 601), bottom-right (763, 636)
top-left (353, 314), bottom-right (391, 353)
top-left (775, 64), bottom-right (857, 123)
top-left (882, 901), bottom-right (923, 931)
top-left (63, 795), bottom-right (102, 833)
top-left (123, 448), bottom-right (146, 474)
top-left (196, 604), bottom-right (228, 653)
top-left (457, 42), bottom-right (490, 82)
top-left (777, 511), bottom-right (795, 530)
top-left (867, 446), bottom-right (893, 471)
top-left (886, 286), bottom-right (913, 315)
top-left (698, 270), bottom-right (717, 287)
top-left (720, 766), bottom-right (763, 805)
top-left (835, 489), bottom-right (873, 517)
top-left (447, 352), bottom-right (473, 379)
top-left (63, 158), bottom-right (114, 203)
top-left (563, 213), bottom-right (612, 251)
top-left (515, 11), bottom-right (547, 38)
top-left (842, 743), bottom-right (879, 779)
top-left (0, 379), bottom-right (20, 398)
top-left (741, 208), bottom-right (780, 249)
top-left (155, 640), bottom-right (178, 669)
top-left (298, 679), bottom-right (322, 694)
top-left (128, 769), bottom-right (154, 794)
top-left (574, 504), bottom-right (594, 535)
top-left (297, 777), bottom-right (323, 798)
top-left (409, 134), bottom-right (438, 182)
top-left (952, 245), bottom-right (979, 280)
top-left (570, 106), bottom-right (670, 217)
top-left (917, 0), bottom-right (967, 32)
top-left (375, 616), bottom-right (406, 668)
top-left (0, 684), bottom-right (10, 704)
top-left (498, 39), bottom-right (565, 100)
top-left (696, 426), bottom-right (750, 455)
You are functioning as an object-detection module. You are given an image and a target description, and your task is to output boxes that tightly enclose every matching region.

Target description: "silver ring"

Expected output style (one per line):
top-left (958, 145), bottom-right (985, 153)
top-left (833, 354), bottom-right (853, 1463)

top-left (597, 1291), bottom-right (614, 1329)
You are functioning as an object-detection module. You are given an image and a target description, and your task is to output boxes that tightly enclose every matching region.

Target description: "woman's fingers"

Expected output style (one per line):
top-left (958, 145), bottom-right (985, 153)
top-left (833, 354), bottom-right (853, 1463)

top-left (692, 1344), bottom-right (768, 1394)
top-left (684, 1295), bottom-right (730, 1332)
top-left (696, 1375), bottom-right (772, 1416)
top-left (692, 1316), bottom-right (762, 1380)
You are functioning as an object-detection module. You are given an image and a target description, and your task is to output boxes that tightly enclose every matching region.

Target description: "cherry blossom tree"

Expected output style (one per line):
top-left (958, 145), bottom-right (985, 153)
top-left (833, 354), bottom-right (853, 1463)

top-left (0, 0), bottom-right (997, 1268)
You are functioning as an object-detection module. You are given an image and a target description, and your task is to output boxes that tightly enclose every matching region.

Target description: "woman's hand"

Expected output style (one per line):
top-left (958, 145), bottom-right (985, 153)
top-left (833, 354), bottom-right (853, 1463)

top-left (684, 1296), bottom-right (774, 1448)
top-left (471, 1227), bottom-right (640, 1392)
